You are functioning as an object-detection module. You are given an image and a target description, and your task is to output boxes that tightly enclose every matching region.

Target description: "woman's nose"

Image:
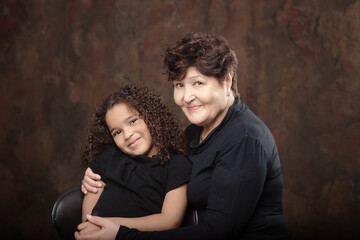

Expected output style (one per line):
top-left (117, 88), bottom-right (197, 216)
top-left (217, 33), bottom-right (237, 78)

top-left (183, 86), bottom-right (195, 103)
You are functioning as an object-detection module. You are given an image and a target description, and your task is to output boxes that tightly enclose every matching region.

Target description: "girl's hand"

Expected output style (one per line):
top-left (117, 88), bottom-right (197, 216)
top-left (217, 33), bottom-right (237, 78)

top-left (81, 167), bottom-right (102, 194)
top-left (74, 215), bottom-right (119, 240)
top-left (77, 221), bottom-right (101, 235)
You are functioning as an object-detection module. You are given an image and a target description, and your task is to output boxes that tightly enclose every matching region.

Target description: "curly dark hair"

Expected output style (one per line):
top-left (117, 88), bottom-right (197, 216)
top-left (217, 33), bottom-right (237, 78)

top-left (82, 83), bottom-right (188, 166)
top-left (164, 32), bottom-right (239, 96)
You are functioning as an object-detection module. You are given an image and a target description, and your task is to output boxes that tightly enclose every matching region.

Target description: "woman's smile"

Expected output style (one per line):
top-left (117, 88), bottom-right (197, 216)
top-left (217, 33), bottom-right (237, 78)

top-left (186, 105), bottom-right (202, 112)
top-left (173, 67), bottom-right (234, 131)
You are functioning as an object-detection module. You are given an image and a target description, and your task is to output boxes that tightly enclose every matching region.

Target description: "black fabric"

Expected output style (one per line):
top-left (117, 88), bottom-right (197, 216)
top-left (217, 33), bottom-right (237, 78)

top-left (89, 147), bottom-right (191, 218)
top-left (116, 97), bottom-right (290, 240)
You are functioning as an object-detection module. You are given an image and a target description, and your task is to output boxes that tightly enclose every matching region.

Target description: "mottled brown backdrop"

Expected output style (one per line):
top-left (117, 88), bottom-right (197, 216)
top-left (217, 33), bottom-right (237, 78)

top-left (1, 0), bottom-right (359, 239)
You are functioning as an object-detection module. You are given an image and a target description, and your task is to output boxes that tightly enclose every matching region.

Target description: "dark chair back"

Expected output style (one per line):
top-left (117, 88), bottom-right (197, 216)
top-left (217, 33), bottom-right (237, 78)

top-left (52, 188), bottom-right (84, 240)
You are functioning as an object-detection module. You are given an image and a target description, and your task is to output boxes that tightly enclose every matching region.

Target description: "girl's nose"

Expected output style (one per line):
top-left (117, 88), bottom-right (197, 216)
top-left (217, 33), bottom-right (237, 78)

top-left (123, 128), bottom-right (134, 140)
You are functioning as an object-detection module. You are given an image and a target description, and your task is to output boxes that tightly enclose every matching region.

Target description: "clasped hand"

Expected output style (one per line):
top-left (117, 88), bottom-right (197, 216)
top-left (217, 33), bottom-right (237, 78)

top-left (77, 221), bottom-right (102, 235)
top-left (74, 214), bottom-right (119, 240)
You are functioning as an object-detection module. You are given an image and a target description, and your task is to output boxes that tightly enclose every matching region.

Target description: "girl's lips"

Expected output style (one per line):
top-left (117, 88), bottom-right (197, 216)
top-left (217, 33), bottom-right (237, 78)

top-left (187, 105), bottom-right (201, 112)
top-left (128, 137), bottom-right (140, 147)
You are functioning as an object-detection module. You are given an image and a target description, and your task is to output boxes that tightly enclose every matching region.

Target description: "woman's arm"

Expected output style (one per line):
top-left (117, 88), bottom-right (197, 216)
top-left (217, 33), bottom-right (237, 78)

top-left (109, 184), bottom-right (188, 231)
top-left (82, 167), bottom-right (103, 194)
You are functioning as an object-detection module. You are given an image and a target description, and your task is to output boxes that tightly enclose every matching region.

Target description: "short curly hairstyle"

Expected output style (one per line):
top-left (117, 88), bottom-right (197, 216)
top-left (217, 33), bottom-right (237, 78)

top-left (82, 83), bottom-right (188, 166)
top-left (164, 32), bottom-right (239, 96)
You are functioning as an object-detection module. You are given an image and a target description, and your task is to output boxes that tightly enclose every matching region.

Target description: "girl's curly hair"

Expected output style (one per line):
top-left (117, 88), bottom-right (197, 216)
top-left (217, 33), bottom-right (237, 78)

top-left (164, 32), bottom-right (239, 96)
top-left (82, 83), bottom-right (188, 166)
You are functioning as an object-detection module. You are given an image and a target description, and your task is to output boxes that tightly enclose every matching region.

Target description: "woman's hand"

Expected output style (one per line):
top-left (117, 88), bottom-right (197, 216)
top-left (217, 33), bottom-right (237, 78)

top-left (74, 215), bottom-right (119, 240)
top-left (81, 167), bottom-right (102, 194)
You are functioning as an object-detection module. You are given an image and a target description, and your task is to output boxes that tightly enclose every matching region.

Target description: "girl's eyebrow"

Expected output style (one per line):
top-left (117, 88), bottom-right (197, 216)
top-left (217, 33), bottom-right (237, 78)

top-left (124, 114), bottom-right (138, 122)
top-left (109, 127), bottom-right (117, 133)
top-left (109, 114), bottom-right (138, 133)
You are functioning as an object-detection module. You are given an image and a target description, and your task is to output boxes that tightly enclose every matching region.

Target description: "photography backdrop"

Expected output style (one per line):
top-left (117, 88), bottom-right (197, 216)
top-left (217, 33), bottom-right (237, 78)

top-left (1, 0), bottom-right (359, 239)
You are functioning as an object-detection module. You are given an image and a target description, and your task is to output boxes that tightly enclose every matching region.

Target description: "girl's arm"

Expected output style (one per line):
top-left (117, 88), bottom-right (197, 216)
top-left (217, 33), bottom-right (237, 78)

top-left (80, 161), bottom-right (188, 230)
top-left (82, 180), bottom-right (105, 221)
top-left (108, 184), bottom-right (188, 231)
top-left (78, 180), bottom-right (105, 236)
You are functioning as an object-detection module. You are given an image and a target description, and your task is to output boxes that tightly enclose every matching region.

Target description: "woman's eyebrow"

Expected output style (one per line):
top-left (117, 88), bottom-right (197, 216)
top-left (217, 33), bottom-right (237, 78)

top-left (189, 75), bottom-right (205, 80)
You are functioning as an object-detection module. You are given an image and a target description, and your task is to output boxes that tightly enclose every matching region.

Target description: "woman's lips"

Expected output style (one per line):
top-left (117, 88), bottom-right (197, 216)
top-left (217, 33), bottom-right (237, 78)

top-left (187, 105), bottom-right (201, 112)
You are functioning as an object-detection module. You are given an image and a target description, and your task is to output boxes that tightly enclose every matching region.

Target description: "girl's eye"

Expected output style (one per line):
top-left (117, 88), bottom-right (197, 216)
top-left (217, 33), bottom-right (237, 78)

top-left (130, 119), bottom-right (137, 124)
top-left (113, 130), bottom-right (121, 137)
top-left (195, 81), bottom-right (203, 86)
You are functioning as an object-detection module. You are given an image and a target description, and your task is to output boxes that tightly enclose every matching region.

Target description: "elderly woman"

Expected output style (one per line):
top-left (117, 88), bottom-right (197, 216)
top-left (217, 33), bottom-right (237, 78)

top-left (76, 32), bottom-right (290, 240)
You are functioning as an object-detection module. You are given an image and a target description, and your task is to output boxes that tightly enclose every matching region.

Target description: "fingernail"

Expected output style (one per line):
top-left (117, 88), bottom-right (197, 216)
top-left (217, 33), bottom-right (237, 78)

top-left (87, 214), bottom-right (92, 219)
top-left (98, 183), bottom-right (102, 187)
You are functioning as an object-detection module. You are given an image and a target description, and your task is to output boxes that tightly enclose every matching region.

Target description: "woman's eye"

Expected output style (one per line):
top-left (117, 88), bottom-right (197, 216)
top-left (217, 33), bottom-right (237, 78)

top-left (195, 81), bottom-right (203, 86)
top-left (174, 82), bottom-right (183, 88)
top-left (130, 119), bottom-right (137, 124)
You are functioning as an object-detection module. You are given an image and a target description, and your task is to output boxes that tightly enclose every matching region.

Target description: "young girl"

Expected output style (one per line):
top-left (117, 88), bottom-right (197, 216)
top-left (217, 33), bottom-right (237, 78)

top-left (76, 84), bottom-right (191, 236)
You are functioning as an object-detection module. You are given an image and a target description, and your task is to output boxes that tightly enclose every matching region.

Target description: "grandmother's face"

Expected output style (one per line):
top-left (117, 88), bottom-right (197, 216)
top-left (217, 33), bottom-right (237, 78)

top-left (173, 67), bottom-right (232, 130)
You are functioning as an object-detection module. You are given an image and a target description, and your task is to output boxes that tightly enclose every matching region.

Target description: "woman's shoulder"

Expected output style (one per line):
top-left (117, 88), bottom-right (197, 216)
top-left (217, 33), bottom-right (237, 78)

top-left (222, 111), bottom-right (277, 158)
top-left (227, 106), bottom-right (273, 141)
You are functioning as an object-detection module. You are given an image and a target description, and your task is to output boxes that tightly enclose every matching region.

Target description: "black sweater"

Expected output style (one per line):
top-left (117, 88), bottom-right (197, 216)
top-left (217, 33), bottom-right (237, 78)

top-left (116, 97), bottom-right (290, 240)
top-left (89, 148), bottom-right (192, 218)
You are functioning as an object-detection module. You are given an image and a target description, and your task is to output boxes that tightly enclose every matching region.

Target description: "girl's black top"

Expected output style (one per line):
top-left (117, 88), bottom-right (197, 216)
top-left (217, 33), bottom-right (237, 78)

top-left (116, 97), bottom-right (290, 239)
top-left (90, 147), bottom-right (192, 218)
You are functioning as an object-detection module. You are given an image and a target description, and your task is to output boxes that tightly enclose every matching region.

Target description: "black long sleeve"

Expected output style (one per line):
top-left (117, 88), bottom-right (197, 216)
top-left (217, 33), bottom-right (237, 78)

top-left (116, 97), bottom-right (289, 240)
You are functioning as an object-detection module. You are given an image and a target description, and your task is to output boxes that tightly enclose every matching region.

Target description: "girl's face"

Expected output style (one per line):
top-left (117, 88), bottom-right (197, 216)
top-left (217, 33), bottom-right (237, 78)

top-left (105, 103), bottom-right (157, 157)
top-left (173, 67), bottom-right (234, 131)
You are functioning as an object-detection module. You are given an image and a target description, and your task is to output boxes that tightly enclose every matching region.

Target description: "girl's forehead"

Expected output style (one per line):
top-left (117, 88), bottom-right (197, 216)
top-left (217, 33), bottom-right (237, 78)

top-left (106, 103), bottom-right (139, 119)
top-left (113, 102), bottom-right (138, 112)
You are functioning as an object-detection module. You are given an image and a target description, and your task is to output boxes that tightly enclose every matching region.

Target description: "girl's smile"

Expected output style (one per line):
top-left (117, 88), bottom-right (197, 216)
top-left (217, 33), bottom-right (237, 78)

top-left (128, 137), bottom-right (141, 147)
top-left (105, 103), bottom-right (157, 157)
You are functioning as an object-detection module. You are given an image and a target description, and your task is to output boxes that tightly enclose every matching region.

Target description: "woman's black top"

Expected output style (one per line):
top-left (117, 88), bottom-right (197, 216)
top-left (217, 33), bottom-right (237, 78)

top-left (116, 97), bottom-right (290, 239)
top-left (89, 147), bottom-right (192, 217)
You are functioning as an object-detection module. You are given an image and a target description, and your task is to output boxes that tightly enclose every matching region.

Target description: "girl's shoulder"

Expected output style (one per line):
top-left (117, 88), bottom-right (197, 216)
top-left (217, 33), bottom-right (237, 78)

top-left (93, 147), bottom-right (128, 164)
top-left (167, 153), bottom-right (192, 169)
top-left (96, 147), bottom-right (116, 159)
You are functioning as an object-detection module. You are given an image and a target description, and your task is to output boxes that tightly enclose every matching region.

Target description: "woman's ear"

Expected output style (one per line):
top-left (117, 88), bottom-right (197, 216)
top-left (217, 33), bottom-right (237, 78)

top-left (226, 72), bottom-right (233, 93)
